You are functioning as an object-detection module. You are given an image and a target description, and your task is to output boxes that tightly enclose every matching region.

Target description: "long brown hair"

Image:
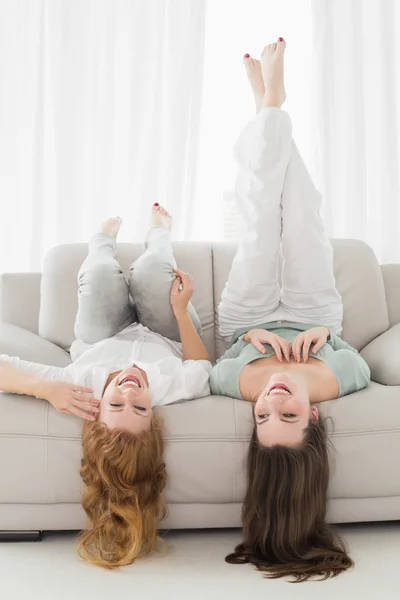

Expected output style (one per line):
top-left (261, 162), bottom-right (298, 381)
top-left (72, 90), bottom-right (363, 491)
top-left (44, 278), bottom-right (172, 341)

top-left (226, 417), bottom-right (353, 582)
top-left (77, 413), bottom-right (167, 569)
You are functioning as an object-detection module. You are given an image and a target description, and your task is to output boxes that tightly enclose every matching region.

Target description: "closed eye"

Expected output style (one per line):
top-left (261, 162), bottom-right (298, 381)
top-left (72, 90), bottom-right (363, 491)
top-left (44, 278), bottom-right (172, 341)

top-left (109, 403), bottom-right (147, 413)
top-left (256, 413), bottom-right (300, 425)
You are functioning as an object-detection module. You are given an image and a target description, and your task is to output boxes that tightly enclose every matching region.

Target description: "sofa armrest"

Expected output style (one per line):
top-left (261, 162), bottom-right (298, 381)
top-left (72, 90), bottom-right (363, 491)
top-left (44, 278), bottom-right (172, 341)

top-left (0, 273), bottom-right (42, 334)
top-left (360, 323), bottom-right (400, 385)
top-left (0, 322), bottom-right (71, 368)
top-left (381, 264), bottom-right (400, 327)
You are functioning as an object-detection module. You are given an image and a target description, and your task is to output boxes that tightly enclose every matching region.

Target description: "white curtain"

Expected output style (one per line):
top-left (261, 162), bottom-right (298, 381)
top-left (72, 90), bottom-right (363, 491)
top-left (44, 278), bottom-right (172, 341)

top-left (194, 0), bottom-right (314, 241)
top-left (310, 0), bottom-right (400, 263)
top-left (196, 0), bottom-right (400, 263)
top-left (0, 0), bottom-right (206, 272)
top-left (1, 0), bottom-right (399, 272)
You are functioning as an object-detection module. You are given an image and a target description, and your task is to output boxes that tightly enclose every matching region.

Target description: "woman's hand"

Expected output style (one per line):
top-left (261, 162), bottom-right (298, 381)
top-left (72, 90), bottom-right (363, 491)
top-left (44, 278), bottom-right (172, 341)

top-left (170, 268), bottom-right (194, 317)
top-left (39, 380), bottom-right (100, 421)
top-left (244, 329), bottom-right (291, 362)
top-left (291, 327), bottom-right (330, 363)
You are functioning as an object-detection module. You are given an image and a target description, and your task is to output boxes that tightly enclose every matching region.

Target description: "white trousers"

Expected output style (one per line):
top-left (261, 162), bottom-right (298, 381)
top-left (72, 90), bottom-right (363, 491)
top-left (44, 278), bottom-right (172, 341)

top-left (218, 107), bottom-right (343, 341)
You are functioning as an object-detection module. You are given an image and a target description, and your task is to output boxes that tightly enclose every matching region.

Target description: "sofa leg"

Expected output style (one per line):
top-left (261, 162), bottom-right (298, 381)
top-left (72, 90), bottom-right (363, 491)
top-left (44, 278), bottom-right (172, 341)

top-left (0, 531), bottom-right (42, 542)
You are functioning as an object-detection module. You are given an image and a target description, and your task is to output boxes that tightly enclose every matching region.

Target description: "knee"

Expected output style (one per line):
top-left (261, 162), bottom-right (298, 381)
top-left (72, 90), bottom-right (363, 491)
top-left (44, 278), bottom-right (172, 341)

top-left (131, 255), bottom-right (175, 289)
top-left (78, 263), bottom-right (122, 285)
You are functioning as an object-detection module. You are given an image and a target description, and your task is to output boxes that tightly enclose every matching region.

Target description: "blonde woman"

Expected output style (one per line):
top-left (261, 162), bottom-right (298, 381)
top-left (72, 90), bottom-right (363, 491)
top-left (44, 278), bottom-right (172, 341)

top-left (0, 204), bottom-right (211, 568)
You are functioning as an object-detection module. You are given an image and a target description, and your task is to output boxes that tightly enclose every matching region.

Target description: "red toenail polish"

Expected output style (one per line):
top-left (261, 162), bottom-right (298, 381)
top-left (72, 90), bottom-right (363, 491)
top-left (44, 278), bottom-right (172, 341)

top-left (278, 37), bottom-right (284, 42)
top-left (244, 53), bottom-right (250, 58)
top-left (153, 203), bottom-right (159, 206)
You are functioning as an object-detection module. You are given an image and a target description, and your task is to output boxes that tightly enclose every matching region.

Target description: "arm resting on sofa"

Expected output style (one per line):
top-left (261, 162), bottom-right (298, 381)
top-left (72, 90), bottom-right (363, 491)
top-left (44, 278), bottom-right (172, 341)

top-left (360, 323), bottom-right (400, 385)
top-left (0, 360), bottom-right (45, 396)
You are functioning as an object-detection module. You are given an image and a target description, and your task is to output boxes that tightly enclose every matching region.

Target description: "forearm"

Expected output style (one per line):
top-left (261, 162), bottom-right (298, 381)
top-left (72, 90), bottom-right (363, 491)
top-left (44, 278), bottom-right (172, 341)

top-left (175, 311), bottom-right (210, 361)
top-left (0, 361), bottom-right (45, 397)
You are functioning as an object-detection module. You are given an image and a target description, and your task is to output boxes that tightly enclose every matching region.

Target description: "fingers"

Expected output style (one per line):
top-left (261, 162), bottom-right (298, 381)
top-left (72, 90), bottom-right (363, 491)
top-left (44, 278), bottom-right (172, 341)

top-left (302, 337), bottom-right (312, 363)
top-left (271, 340), bottom-right (283, 362)
top-left (72, 406), bottom-right (97, 421)
top-left (74, 386), bottom-right (95, 395)
top-left (173, 269), bottom-right (194, 287)
top-left (73, 395), bottom-right (100, 416)
top-left (173, 268), bottom-right (185, 278)
top-left (63, 403), bottom-right (97, 421)
top-left (281, 339), bottom-right (291, 362)
top-left (73, 392), bottom-right (100, 405)
top-left (292, 336), bottom-right (303, 363)
top-left (170, 278), bottom-right (181, 294)
top-left (254, 341), bottom-right (267, 354)
top-left (312, 339), bottom-right (324, 354)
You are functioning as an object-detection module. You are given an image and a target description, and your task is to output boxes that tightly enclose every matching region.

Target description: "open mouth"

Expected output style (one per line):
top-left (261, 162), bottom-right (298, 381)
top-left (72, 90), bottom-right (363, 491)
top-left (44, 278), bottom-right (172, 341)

top-left (267, 383), bottom-right (292, 396)
top-left (118, 375), bottom-right (141, 388)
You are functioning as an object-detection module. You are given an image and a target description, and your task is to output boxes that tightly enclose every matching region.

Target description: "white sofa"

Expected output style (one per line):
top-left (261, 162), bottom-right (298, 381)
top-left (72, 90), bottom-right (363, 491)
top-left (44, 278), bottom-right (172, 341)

top-left (0, 239), bottom-right (400, 540)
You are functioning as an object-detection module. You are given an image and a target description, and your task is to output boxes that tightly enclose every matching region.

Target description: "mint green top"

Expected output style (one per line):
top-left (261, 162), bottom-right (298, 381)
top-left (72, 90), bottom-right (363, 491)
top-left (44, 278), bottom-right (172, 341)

top-left (210, 321), bottom-right (371, 399)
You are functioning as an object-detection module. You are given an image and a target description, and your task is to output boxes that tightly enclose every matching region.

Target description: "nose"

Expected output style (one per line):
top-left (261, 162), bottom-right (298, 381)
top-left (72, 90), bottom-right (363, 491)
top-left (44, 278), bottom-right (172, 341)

top-left (267, 394), bottom-right (284, 410)
top-left (120, 386), bottom-right (139, 399)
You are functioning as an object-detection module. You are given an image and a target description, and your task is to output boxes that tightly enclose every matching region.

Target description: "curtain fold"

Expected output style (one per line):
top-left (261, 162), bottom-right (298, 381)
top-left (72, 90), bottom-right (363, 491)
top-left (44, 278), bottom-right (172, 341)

top-left (311, 0), bottom-right (400, 262)
top-left (0, 0), bottom-right (206, 272)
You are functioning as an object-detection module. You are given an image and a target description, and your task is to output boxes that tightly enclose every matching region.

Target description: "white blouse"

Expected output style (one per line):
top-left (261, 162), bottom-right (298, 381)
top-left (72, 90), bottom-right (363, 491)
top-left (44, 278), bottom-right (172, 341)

top-left (1, 323), bottom-right (212, 406)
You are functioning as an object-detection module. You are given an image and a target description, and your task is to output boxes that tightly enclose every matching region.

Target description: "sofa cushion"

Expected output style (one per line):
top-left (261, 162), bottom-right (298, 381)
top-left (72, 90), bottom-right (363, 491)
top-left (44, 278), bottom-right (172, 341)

top-left (212, 239), bottom-right (389, 356)
top-left (1, 384), bottom-right (399, 505)
top-left (0, 322), bottom-right (71, 368)
top-left (39, 242), bottom-right (216, 361)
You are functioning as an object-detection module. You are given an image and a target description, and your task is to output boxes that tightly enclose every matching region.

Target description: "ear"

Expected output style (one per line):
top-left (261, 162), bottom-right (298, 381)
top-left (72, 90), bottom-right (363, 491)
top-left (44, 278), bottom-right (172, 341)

top-left (310, 406), bottom-right (319, 421)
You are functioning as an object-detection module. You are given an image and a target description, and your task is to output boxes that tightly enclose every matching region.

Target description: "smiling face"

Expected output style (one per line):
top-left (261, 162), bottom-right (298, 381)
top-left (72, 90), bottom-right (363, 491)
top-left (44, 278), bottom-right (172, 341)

top-left (99, 366), bottom-right (153, 435)
top-left (254, 372), bottom-right (319, 447)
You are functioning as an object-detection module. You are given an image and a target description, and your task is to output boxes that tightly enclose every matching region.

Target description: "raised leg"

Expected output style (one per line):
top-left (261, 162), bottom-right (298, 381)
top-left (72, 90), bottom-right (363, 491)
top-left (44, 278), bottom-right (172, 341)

top-left (218, 107), bottom-right (292, 341)
top-left (280, 142), bottom-right (343, 334)
top-left (74, 221), bottom-right (133, 344)
top-left (128, 206), bottom-right (201, 342)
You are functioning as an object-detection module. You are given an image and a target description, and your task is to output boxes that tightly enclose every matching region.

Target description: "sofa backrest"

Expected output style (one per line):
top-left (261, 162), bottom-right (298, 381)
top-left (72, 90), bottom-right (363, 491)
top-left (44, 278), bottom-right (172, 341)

top-left (39, 238), bottom-right (389, 356)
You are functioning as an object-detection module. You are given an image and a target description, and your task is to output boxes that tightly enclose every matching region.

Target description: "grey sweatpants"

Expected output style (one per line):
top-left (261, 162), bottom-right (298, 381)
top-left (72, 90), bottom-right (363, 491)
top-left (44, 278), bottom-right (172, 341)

top-left (74, 227), bottom-right (201, 345)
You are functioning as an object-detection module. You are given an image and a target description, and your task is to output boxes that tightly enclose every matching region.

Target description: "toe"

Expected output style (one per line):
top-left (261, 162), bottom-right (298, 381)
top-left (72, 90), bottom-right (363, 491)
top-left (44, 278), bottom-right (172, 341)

top-left (243, 55), bottom-right (252, 67)
top-left (271, 42), bottom-right (277, 51)
top-left (276, 38), bottom-right (286, 52)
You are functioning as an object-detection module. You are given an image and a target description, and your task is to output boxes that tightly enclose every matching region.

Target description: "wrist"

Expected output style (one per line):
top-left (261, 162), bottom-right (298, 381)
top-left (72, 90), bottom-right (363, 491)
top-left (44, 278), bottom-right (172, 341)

top-left (174, 308), bottom-right (190, 322)
top-left (33, 377), bottom-right (48, 399)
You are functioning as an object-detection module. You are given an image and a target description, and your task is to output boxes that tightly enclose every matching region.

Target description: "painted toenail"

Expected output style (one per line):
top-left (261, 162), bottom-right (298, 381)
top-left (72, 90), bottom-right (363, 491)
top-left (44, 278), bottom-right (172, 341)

top-left (244, 53), bottom-right (250, 58)
top-left (153, 203), bottom-right (159, 206)
top-left (278, 37), bottom-right (284, 42)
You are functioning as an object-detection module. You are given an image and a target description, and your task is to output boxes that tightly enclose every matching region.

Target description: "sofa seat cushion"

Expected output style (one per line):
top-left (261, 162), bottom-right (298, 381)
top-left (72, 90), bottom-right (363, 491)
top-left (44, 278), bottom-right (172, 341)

top-left (1, 385), bottom-right (399, 505)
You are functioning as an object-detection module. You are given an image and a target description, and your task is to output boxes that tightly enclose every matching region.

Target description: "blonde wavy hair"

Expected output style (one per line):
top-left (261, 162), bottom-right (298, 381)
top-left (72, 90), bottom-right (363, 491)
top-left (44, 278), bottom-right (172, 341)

top-left (77, 413), bottom-right (167, 569)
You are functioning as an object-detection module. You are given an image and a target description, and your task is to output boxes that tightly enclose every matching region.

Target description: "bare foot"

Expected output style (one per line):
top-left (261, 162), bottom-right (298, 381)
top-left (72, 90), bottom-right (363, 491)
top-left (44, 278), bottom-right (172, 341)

top-left (260, 38), bottom-right (286, 109)
top-left (100, 216), bottom-right (122, 239)
top-left (151, 204), bottom-right (172, 230)
top-left (243, 54), bottom-right (265, 113)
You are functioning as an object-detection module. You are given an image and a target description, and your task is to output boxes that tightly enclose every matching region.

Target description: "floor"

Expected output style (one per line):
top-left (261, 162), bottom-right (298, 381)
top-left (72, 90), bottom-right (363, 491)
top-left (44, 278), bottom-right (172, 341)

top-left (1, 523), bottom-right (399, 600)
